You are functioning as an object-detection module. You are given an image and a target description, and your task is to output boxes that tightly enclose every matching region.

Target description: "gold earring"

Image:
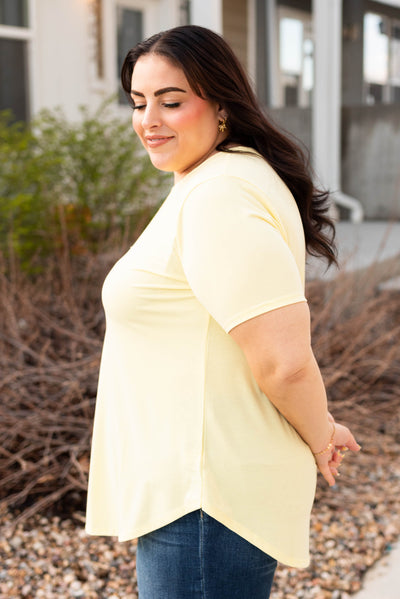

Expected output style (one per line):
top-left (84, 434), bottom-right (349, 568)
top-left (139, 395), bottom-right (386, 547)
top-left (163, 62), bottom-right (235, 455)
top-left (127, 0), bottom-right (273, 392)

top-left (218, 118), bottom-right (227, 133)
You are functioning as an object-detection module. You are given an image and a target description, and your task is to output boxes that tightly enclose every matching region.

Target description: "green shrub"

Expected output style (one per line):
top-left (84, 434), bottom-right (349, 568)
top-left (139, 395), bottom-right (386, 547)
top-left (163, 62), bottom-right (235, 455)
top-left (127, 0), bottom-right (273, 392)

top-left (0, 103), bottom-right (170, 272)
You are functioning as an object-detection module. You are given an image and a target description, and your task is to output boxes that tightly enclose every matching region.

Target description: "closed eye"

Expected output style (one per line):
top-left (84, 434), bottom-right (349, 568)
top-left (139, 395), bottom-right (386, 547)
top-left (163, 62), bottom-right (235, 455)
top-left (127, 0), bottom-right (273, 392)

top-left (132, 102), bottom-right (180, 110)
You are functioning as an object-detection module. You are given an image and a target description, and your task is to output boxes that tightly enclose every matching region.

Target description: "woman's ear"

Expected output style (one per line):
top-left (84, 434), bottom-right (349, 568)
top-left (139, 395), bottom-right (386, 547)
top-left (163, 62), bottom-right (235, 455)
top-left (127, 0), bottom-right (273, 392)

top-left (217, 105), bottom-right (227, 120)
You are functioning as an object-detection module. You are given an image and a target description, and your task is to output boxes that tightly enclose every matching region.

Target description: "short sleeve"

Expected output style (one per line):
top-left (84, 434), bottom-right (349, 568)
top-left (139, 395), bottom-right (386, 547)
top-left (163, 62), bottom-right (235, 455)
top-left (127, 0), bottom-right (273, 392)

top-left (177, 176), bottom-right (307, 332)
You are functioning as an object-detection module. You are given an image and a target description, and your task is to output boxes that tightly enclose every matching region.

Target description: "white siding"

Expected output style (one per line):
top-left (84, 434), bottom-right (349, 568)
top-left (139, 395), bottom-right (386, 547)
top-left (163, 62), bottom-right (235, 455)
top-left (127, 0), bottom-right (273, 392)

top-left (33, 0), bottom-right (93, 120)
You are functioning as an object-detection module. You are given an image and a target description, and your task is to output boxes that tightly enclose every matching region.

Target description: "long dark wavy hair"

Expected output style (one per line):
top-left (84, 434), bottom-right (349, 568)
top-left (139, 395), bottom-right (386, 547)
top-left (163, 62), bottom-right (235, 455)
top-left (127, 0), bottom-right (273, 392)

top-left (121, 25), bottom-right (337, 265)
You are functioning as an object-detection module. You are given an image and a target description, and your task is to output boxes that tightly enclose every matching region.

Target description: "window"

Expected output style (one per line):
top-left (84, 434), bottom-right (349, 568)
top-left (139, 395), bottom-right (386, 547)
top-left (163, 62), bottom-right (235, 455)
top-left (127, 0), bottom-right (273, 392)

top-left (0, 0), bottom-right (30, 121)
top-left (0, 38), bottom-right (29, 121)
top-left (363, 12), bottom-right (400, 104)
top-left (117, 6), bottom-right (143, 104)
top-left (278, 8), bottom-right (313, 107)
top-left (0, 0), bottom-right (28, 27)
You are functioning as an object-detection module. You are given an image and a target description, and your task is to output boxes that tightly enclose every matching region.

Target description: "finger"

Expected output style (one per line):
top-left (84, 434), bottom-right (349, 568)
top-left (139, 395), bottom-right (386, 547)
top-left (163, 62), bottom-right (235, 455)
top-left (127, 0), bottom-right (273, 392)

top-left (344, 435), bottom-right (361, 452)
top-left (331, 451), bottom-right (342, 465)
top-left (319, 464), bottom-right (336, 487)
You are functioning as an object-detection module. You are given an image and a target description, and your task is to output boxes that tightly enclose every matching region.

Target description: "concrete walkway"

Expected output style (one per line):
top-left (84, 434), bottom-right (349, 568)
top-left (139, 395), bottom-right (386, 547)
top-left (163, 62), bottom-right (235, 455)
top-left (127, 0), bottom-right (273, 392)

top-left (351, 543), bottom-right (400, 599)
top-left (306, 221), bottom-right (400, 281)
top-left (308, 220), bottom-right (400, 597)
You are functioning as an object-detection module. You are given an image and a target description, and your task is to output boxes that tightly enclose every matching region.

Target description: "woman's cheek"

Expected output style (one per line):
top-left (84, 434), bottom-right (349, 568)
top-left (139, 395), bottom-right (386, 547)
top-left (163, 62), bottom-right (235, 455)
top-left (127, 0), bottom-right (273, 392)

top-left (170, 104), bottom-right (204, 128)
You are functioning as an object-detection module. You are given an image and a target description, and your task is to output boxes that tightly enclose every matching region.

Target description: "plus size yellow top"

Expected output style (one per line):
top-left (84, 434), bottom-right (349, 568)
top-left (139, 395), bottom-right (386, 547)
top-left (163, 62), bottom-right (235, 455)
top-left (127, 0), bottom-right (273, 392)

top-left (85, 147), bottom-right (317, 567)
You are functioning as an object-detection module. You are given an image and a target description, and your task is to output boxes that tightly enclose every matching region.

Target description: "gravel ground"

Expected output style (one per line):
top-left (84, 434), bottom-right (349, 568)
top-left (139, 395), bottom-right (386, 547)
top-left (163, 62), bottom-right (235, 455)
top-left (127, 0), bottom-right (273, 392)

top-left (1, 429), bottom-right (400, 599)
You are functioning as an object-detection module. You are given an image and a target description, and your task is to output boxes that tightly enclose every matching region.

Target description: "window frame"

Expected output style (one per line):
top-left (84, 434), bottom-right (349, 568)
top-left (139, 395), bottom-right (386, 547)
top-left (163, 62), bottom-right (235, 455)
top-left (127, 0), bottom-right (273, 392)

top-left (88, 0), bottom-right (105, 85)
top-left (97, 0), bottom-right (157, 112)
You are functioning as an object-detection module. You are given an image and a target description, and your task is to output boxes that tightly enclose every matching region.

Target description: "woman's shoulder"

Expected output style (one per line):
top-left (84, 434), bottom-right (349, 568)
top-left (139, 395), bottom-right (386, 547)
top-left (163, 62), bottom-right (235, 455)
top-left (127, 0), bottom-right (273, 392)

top-left (195, 147), bottom-right (290, 201)
top-left (175, 146), bottom-right (299, 234)
top-left (178, 147), bottom-right (294, 220)
top-left (218, 147), bottom-right (278, 183)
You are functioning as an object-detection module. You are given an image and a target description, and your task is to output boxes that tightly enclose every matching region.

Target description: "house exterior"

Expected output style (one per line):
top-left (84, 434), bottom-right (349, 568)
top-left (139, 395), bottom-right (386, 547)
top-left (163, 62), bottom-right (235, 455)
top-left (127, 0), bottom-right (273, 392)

top-left (1, 0), bottom-right (399, 219)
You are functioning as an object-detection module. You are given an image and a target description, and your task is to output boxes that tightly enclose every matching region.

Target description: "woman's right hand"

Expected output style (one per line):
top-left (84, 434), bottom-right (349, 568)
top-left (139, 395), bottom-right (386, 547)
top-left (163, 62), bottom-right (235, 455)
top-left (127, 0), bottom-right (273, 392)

top-left (315, 422), bottom-right (361, 486)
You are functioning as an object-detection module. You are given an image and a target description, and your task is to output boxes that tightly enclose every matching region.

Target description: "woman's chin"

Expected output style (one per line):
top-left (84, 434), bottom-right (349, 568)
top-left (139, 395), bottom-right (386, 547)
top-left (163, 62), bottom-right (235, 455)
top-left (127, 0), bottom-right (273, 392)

top-left (148, 155), bottom-right (174, 174)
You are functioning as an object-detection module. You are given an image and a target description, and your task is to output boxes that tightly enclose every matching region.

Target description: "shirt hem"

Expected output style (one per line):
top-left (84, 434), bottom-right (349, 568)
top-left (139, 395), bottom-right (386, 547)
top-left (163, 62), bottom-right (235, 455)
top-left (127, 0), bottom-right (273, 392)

top-left (202, 503), bottom-right (310, 568)
top-left (224, 295), bottom-right (307, 333)
top-left (85, 499), bottom-right (310, 568)
top-left (85, 501), bottom-right (201, 542)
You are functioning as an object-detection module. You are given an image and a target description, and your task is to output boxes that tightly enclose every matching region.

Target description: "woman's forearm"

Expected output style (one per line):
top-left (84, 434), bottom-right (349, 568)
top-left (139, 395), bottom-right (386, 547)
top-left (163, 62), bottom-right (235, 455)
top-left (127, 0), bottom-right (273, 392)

top-left (255, 351), bottom-right (332, 454)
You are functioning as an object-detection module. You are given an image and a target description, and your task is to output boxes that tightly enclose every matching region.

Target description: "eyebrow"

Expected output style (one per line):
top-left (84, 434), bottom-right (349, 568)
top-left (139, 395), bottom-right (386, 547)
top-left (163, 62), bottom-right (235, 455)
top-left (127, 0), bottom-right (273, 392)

top-left (130, 86), bottom-right (187, 97)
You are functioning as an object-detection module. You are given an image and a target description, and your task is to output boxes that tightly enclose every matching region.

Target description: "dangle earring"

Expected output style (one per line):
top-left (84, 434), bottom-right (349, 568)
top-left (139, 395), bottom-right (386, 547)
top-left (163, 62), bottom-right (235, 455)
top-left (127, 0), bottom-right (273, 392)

top-left (218, 117), bottom-right (227, 133)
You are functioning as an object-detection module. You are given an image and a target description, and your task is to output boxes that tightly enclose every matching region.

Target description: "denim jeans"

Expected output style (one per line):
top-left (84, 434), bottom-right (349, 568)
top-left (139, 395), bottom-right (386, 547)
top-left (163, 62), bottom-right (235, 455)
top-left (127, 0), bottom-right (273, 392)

top-left (136, 510), bottom-right (277, 599)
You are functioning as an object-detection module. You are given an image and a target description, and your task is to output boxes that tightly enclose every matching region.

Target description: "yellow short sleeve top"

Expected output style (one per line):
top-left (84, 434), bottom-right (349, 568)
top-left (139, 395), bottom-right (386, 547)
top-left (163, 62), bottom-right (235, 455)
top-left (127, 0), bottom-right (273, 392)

top-left (85, 148), bottom-right (317, 567)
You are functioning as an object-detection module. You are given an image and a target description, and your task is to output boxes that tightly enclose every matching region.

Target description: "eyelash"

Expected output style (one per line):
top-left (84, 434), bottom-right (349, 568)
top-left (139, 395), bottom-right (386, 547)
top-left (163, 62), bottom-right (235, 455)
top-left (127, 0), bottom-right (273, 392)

top-left (132, 102), bottom-right (181, 111)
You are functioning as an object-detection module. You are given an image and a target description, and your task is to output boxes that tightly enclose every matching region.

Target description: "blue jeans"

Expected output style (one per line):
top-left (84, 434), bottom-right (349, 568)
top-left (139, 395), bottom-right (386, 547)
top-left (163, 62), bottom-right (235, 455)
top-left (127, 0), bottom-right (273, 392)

top-left (136, 510), bottom-right (277, 598)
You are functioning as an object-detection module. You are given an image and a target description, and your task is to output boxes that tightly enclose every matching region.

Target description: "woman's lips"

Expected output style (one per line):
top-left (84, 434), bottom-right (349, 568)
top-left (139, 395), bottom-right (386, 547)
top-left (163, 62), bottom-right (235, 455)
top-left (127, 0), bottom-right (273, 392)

top-left (145, 136), bottom-right (174, 148)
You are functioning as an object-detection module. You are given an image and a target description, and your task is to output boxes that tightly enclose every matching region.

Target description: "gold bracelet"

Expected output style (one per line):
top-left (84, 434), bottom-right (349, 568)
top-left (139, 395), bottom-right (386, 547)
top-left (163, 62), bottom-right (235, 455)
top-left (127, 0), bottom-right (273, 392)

top-left (313, 423), bottom-right (336, 457)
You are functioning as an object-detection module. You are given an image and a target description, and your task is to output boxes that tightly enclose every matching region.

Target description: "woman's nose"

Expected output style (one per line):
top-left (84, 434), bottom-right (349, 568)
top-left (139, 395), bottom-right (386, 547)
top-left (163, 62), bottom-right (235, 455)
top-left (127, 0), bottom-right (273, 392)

top-left (141, 105), bottom-right (161, 129)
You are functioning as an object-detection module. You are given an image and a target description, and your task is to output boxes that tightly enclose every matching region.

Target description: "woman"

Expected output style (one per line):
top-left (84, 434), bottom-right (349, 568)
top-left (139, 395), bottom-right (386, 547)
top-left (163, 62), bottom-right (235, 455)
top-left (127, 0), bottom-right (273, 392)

top-left (86, 25), bottom-right (360, 598)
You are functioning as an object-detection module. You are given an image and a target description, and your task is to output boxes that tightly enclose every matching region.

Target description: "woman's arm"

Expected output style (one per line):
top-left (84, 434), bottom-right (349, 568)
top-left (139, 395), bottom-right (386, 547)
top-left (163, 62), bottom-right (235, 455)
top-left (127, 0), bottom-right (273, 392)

top-left (229, 301), bottom-right (360, 486)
